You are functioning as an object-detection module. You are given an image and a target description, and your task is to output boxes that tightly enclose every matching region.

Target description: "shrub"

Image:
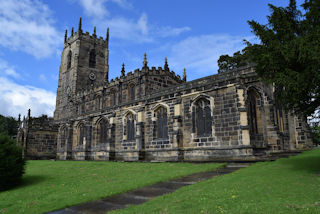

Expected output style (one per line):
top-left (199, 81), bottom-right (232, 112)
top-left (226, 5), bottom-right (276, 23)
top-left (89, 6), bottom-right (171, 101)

top-left (0, 133), bottom-right (25, 190)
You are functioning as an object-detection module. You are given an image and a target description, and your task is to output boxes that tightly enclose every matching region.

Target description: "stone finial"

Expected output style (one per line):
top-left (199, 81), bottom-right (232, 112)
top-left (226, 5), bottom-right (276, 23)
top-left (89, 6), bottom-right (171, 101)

top-left (64, 29), bottom-right (67, 43)
top-left (78, 17), bottom-right (82, 34)
top-left (164, 57), bottom-right (169, 71)
top-left (18, 114), bottom-right (21, 122)
top-left (28, 109), bottom-right (31, 118)
top-left (71, 27), bottom-right (74, 36)
top-left (106, 28), bottom-right (109, 48)
top-left (93, 26), bottom-right (96, 36)
top-left (121, 63), bottom-right (125, 77)
top-left (143, 53), bottom-right (148, 68)
top-left (183, 68), bottom-right (187, 82)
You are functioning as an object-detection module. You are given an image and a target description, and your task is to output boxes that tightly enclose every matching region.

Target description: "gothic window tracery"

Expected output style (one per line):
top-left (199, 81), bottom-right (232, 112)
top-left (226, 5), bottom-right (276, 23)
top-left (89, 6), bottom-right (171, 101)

top-left (60, 127), bottom-right (67, 149)
top-left (195, 99), bottom-right (212, 137)
top-left (97, 119), bottom-right (108, 144)
top-left (155, 107), bottom-right (168, 139)
top-left (89, 49), bottom-right (96, 68)
top-left (77, 123), bottom-right (85, 146)
top-left (126, 113), bottom-right (135, 141)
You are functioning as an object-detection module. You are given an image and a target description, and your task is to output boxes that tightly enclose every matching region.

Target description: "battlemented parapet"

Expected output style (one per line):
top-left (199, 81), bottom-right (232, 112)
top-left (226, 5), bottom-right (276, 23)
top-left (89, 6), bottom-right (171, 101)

top-left (17, 111), bottom-right (58, 159)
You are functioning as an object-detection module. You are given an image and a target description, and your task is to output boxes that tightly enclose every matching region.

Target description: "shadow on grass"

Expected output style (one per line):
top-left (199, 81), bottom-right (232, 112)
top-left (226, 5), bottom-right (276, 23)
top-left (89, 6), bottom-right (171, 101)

top-left (14, 175), bottom-right (47, 190)
top-left (281, 153), bottom-right (320, 174)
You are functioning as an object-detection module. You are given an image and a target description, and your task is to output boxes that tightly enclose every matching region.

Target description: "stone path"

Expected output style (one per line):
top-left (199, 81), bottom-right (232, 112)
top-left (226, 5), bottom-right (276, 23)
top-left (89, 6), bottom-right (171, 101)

top-left (48, 163), bottom-right (249, 214)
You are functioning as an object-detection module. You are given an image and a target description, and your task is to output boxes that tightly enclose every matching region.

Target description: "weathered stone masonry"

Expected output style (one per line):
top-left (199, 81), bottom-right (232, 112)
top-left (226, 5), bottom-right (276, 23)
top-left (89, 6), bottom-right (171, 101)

top-left (17, 19), bottom-right (313, 161)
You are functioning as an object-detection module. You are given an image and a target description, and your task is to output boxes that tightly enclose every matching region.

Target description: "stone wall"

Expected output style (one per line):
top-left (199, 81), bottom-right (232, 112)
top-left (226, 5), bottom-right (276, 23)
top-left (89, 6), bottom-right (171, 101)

top-left (54, 65), bottom-right (313, 161)
top-left (18, 115), bottom-right (58, 159)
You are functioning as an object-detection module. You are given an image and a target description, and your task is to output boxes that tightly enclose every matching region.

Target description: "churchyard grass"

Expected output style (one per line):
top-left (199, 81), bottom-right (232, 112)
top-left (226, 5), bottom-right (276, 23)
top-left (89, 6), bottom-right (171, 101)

top-left (0, 161), bottom-right (222, 214)
top-left (113, 149), bottom-right (320, 214)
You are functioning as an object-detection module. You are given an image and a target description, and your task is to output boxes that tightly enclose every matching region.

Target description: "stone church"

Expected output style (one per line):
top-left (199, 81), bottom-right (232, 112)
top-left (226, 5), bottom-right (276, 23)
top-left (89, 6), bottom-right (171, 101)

top-left (17, 19), bottom-right (313, 161)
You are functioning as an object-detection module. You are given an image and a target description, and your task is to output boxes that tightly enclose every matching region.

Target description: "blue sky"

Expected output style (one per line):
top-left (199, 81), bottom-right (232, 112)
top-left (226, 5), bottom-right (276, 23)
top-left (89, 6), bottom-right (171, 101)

top-left (0, 0), bottom-right (305, 118)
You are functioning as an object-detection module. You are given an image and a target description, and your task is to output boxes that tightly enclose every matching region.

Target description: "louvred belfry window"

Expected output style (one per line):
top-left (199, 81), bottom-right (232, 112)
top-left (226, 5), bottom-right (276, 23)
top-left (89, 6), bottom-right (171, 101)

top-left (89, 49), bottom-right (96, 68)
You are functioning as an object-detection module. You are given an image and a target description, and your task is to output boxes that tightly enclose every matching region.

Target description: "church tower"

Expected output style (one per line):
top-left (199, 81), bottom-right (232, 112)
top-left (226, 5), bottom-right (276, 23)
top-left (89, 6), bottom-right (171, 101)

top-left (54, 18), bottom-right (109, 120)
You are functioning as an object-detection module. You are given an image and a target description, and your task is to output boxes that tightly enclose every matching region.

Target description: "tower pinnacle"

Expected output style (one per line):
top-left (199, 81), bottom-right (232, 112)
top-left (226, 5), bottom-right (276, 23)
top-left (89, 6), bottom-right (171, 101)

top-left (71, 27), bottom-right (74, 36)
top-left (164, 57), bottom-right (169, 71)
top-left (143, 53), bottom-right (148, 68)
top-left (93, 26), bottom-right (96, 36)
top-left (183, 68), bottom-right (187, 82)
top-left (105, 28), bottom-right (110, 82)
top-left (121, 63), bottom-right (125, 77)
top-left (106, 28), bottom-right (109, 48)
top-left (64, 29), bottom-right (67, 43)
top-left (78, 17), bottom-right (82, 34)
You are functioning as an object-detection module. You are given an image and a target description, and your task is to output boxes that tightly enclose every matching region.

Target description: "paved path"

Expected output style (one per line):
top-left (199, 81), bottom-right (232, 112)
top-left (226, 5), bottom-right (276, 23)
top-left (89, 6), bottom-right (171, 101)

top-left (48, 163), bottom-right (249, 214)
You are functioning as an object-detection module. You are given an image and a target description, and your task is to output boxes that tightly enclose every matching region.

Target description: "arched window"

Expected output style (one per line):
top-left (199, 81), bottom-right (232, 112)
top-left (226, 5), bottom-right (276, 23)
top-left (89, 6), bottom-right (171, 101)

top-left (195, 99), bottom-right (212, 136)
top-left (67, 50), bottom-right (72, 69)
top-left (155, 107), bottom-right (168, 139)
top-left (77, 123), bottom-right (85, 146)
top-left (126, 113), bottom-right (135, 141)
top-left (89, 49), bottom-right (96, 68)
top-left (129, 84), bottom-right (135, 101)
top-left (60, 127), bottom-right (67, 149)
top-left (247, 89), bottom-right (259, 134)
top-left (110, 89), bottom-right (116, 106)
top-left (97, 119), bottom-right (108, 144)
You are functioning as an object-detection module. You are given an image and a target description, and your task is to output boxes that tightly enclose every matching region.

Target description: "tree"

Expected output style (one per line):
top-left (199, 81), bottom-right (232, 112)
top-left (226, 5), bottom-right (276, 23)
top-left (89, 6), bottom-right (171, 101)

top-left (217, 0), bottom-right (320, 121)
top-left (217, 50), bottom-right (249, 73)
top-left (0, 115), bottom-right (18, 137)
top-left (0, 133), bottom-right (25, 190)
top-left (245, 0), bottom-right (320, 120)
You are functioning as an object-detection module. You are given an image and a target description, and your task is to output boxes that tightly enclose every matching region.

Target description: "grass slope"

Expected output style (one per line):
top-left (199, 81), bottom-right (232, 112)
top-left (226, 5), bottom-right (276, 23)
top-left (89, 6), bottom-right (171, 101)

top-left (0, 161), bottom-right (222, 214)
top-left (113, 149), bottom-right (320, 214)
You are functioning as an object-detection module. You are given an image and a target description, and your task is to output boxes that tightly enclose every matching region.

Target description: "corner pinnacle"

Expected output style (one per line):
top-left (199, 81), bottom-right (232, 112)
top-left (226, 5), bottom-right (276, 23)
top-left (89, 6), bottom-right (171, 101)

top-left (78, 17), bottom-right (82, 34)
top-left (143, 53), bottom-right (148, 67)
top-left (64, 29), bottom-right (67, 43)
top-left (183, 68), bottom-right (187, 82)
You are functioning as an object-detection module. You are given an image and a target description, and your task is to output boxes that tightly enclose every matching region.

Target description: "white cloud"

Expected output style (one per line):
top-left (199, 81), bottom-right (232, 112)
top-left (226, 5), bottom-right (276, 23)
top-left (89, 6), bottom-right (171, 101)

top-left (77, 1), bottom-right (189, 43)
top-left (94, 14), bottom-right (191, 43)
top-left (96, 15), bottom-right (153, 43)
top-left (110, 0), bottom-right (133, 10)
top-left (138, 13), bottom-right (148, 35)
top-left (0, 58), bottom-right (20, 79)
top-left (0, 0), bottom-right (61, 58)
top-left (157, 26), bottom-right (191, 38)
top-left (168, 34), bottom-right (254, 76)
top-left (79, 0), bottom-right (132, 18)
top-left (0, 77), bottom-right (56, 117)
top-left (79, 0), bottom-right (109, 18)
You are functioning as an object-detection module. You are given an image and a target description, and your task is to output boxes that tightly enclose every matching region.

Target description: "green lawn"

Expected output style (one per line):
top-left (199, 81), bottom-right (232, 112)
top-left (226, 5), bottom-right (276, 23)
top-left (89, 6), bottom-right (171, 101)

top-left (113, 149), bottom-right (320, 214)
top-left (0, 160), bottom-right (222, 214)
